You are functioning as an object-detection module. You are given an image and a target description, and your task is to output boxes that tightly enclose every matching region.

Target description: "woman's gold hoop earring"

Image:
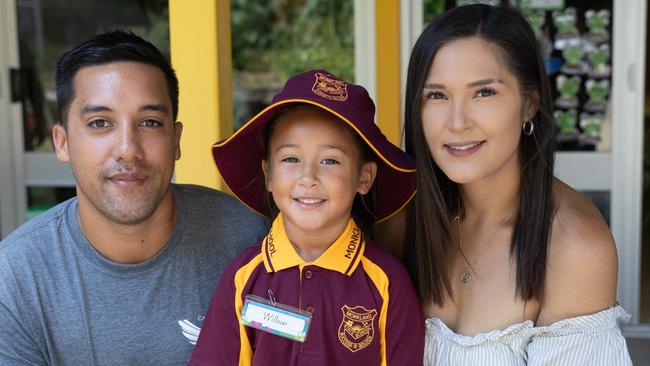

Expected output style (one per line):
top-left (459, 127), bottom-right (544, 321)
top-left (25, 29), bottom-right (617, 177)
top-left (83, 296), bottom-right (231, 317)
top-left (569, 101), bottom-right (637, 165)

top-left (522, 120), bottom-right (535, 136)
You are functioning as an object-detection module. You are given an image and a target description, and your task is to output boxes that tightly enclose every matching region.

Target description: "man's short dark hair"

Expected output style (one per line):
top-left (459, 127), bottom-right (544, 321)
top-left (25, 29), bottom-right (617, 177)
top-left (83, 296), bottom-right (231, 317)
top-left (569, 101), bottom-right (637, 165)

top-left (55, 29), bottom-right (179, 125)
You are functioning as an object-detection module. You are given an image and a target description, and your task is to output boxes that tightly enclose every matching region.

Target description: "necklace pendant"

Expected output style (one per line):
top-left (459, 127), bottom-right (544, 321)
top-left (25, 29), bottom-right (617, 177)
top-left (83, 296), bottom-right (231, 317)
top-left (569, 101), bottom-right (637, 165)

top-left (461, 268), bottom-right (472, 283)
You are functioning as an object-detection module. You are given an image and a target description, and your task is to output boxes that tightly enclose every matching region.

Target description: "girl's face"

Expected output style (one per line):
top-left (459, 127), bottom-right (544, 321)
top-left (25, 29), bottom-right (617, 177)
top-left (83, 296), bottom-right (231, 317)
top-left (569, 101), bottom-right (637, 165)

top-left (263, 109), bottom-right (376, 243)
top-left (421, 37), bottom-right (535, 186)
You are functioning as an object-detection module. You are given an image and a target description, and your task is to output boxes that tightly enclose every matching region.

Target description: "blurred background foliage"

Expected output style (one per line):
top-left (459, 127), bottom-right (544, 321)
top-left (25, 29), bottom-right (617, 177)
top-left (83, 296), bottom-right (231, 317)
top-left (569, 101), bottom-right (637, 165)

top-left (231, 0), bottom-right (354, 81)
top-left (19, 0), bottom-right (169, 95)
top-left (423, 0), bottom-right (449, 24)
top-left (230, 0), bottom-right (354, 127)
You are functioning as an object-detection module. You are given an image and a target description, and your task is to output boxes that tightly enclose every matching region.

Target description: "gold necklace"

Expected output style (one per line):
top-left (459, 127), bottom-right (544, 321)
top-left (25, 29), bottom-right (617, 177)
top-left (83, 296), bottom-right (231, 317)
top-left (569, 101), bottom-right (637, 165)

top-left (454, 215), bottom-right (474, 283)
top-left (454, 210), bottom-right (514, 284)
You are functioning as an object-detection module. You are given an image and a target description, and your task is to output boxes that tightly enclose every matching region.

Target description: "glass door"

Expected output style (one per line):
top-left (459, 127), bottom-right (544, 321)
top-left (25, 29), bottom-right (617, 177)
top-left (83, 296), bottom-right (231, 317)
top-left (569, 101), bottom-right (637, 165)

top-left (0, 0), bottom-right (170, 238)
top-left (0, 0), bottom-right (24, 238)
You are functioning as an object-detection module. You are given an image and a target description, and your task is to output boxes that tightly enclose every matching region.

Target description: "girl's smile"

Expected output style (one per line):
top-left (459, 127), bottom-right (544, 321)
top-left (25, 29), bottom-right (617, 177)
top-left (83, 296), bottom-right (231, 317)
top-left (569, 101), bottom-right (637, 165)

top-left (262, 107), bottom-right (376, 259)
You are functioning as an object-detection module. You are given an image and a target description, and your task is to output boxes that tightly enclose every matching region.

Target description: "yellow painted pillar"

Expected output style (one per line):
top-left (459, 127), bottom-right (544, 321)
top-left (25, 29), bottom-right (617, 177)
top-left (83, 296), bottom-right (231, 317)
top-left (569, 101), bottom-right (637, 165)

top-left (375, 0), bottom-right (401, 146)
top-left (169, 0), bottom-right (232, 189)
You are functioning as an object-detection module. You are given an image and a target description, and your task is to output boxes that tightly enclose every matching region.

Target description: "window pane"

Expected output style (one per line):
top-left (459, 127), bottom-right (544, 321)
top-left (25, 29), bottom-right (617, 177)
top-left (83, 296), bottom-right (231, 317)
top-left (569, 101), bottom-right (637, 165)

top-left (25, 186), bottom-right (76, 221)
top-left (16, 0), bottom-right (169, 151)
top-left (231, 0), bottom-right (354, 130)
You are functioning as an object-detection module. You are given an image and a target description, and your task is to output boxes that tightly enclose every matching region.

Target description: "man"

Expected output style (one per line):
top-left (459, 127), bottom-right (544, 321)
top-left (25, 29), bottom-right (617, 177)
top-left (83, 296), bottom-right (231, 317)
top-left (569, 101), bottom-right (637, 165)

top-left (0, 30), bottom-right (267, 365)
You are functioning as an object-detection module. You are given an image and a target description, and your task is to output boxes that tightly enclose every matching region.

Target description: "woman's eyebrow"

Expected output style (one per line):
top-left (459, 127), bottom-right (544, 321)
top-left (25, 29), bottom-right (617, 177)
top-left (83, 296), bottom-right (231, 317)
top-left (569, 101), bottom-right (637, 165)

top-left (465, 78), bottom-right (505, 88)
top-left (423, 78), bottom-right (506, 90)
top-left (423, 82), bottom-right (445, 89)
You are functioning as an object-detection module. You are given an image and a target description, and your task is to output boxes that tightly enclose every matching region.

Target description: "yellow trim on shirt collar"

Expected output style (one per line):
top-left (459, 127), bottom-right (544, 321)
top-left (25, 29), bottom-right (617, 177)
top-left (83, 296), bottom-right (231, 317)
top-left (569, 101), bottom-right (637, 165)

top-left (261, 213), bottom-right (365, 276)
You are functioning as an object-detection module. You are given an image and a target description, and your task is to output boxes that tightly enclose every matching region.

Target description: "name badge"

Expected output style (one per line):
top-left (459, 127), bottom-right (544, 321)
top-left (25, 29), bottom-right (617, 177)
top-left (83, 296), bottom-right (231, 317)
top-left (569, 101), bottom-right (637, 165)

top-left (240, 294), bottom-right (311, 343)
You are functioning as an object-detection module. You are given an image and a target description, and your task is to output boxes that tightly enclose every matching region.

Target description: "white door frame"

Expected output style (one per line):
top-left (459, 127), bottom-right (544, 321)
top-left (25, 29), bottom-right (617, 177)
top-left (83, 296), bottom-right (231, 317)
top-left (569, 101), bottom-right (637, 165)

top-left (0, 0), bottom-right (76, 239)
top-left (354, 0), bottom-right (424, 146)
top-left (0, 0), bottom-right (26, 239)
top-left (611, 0), bottom-right (647, 328)
top-left (399, 0), bottom-right (423, 148)
top-left (353, 0), bottom-right (376, 103)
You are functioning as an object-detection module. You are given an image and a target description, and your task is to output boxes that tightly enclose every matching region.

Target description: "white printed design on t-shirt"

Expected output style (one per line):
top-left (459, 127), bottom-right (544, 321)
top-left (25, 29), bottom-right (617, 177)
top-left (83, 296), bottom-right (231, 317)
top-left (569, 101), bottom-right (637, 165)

top-left (178, 319), bottom-right (201, 345)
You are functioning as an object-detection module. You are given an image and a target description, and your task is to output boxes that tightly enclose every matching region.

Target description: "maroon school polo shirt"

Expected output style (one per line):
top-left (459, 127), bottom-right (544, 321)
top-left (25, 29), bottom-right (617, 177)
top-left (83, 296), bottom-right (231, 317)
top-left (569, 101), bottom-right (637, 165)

top-left (189, 215), bottom-right (424, 365)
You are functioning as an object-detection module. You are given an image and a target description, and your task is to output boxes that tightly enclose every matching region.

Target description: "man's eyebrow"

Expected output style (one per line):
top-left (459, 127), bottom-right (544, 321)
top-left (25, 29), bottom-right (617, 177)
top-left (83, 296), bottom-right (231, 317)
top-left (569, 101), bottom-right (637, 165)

top-left (139, 104), bottom-right (169, 114)
top-left (80, 104), bottom-right (169, 116)
top-left (80, 104), bottom-right (112, 115)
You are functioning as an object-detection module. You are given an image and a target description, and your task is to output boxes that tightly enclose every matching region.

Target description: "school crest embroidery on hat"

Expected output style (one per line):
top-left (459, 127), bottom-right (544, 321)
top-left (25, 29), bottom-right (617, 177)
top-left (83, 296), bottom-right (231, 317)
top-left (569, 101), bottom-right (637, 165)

top-left (312, 73), bottom-right (348, 101)
top-left (338, 305), bottom-right (377, 352)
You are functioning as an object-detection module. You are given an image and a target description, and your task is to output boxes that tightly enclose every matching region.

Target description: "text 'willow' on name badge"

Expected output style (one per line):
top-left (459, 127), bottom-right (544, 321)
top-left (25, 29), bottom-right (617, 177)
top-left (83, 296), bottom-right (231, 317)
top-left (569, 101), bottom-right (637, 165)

top-left (240, 294), bottom-right (312, 343)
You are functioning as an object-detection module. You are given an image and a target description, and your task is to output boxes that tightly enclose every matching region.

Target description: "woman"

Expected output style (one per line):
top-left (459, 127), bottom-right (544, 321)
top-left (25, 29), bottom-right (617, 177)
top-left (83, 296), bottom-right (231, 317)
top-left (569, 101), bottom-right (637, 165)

top-left (403, 4), bottom-right (631, 365)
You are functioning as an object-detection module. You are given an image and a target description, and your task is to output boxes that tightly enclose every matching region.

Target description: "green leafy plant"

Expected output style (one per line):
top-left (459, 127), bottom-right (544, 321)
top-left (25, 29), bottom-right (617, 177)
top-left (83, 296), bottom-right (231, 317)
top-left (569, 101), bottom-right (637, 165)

top-left (562, 44), bottom-right (584, 67)
top-left (580, 113), bottom-right (603, 137)
top-left (585, 9), bottom-right (610, 36)
top-left (585, 79), bottom-right (609, 104)
top-left (587, 44), bottom-right (610, 73)
top-left (554, 109), bottom-right (578, 134)
top-left (553, 7), bottom-right (577, 36)
top-left (232, 0), bottom-right (354, 81)
top-left (556, 75), bottom-right (581, 100)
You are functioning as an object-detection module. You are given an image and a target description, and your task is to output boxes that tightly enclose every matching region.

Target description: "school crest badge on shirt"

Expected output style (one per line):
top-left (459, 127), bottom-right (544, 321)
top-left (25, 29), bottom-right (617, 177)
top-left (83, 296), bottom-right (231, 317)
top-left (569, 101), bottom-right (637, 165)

top-left (338, 305), bottom-right (377, 352)
top-left (312, 73), bottom-right (348, 101)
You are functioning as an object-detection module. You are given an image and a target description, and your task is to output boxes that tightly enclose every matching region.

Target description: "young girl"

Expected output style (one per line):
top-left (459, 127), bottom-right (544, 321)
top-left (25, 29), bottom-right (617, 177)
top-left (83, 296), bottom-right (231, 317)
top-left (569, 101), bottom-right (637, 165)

top-left (402, 4), bottom-right (631, 365)
top-left (190, 70), bottom-right (423, 365)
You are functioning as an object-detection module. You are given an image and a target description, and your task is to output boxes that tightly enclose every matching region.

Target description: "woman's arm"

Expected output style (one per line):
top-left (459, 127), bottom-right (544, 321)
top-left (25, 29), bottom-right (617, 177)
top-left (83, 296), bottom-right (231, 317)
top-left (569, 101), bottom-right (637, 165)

top-left (528, 181), bottom-right (631, 365)
top-left (537, 181), bottom-right (617, 325)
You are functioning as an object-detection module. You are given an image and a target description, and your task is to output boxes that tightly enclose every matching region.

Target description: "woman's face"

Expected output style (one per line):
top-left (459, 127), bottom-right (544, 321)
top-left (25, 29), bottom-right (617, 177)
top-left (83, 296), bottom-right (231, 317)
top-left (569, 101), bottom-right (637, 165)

top-left (421, 37), bottom-right (534, 186)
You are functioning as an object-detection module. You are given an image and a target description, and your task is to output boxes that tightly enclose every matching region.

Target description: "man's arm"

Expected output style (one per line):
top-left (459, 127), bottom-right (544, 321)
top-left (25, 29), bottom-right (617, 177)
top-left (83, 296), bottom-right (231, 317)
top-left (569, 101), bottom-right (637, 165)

top-left (189, 256), bottom-right (255, 366)
top-left (0, 297), bottom-right (46, 365)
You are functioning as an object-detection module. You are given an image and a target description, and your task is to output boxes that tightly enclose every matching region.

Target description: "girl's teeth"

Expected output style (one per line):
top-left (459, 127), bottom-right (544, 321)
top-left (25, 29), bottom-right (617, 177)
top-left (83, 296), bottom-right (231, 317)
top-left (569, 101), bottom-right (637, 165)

top-left (298, 198), bottom-right (322, 204)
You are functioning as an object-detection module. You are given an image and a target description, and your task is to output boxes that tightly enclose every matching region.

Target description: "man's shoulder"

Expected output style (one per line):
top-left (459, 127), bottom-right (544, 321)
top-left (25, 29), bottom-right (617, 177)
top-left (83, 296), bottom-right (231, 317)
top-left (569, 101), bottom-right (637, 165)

top-left (174, 184), bottom-right (261, 217)
top-left (173, 183), bottom-right (232, 202)
top-left (173, 183), bottom-right (228, 198)
top-left (222, 243), bottom-right (265, 276)
top-left (0, 198), bottom-right (75, 255)
top-left (172, 184), bottom-right (268, 256)
top-left (0, 199), bottom-right (75, 306)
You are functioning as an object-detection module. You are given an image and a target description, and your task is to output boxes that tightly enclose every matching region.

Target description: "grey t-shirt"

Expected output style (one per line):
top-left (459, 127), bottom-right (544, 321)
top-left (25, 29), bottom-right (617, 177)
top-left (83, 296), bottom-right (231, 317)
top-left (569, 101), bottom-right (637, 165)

top-left (0, 184), bottom-right (268, 365)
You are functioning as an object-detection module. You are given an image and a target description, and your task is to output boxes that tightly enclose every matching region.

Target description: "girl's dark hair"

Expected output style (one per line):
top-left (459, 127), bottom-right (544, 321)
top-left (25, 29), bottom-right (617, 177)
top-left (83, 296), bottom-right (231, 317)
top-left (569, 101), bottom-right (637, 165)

top-left (263, 104), bottom-right (376, 234)
top-left (403, 4), bottom-right (555, 305)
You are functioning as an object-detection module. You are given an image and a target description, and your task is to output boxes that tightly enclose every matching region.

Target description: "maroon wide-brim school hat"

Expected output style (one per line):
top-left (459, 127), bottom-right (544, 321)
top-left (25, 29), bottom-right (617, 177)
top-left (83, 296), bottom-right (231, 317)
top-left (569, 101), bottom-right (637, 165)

top-left (212, 70), bottom-right (415, 222)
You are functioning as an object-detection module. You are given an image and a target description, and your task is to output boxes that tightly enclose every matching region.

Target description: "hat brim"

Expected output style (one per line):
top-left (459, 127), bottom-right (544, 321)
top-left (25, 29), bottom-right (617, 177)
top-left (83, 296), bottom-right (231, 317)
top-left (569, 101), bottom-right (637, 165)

top-left (212, 99), bottom-right (415, 222)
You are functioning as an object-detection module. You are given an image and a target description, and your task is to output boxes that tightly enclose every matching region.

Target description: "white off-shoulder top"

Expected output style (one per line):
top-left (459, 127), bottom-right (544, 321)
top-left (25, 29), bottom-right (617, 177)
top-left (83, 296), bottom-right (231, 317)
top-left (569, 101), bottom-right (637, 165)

top-left (424, 306), bottom-right (632, 365)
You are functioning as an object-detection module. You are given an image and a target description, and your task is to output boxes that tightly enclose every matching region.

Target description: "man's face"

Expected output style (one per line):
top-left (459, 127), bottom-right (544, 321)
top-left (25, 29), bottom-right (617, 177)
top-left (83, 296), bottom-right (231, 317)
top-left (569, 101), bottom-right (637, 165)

top-left (53, 62), bottom-right (182, 225)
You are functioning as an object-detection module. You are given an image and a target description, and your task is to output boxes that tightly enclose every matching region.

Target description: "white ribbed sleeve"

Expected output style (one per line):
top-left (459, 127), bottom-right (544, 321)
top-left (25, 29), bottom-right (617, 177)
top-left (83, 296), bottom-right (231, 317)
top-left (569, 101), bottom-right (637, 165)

top-left (424, 306), bottom-right (632, 366)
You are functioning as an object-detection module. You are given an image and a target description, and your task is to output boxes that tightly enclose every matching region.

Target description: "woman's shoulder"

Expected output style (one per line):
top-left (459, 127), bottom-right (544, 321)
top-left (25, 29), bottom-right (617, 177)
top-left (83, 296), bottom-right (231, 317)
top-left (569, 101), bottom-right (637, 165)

top-left (551, 179), bottom-right (614, 250)
top-left (536, 179), bottom-right (618, 325)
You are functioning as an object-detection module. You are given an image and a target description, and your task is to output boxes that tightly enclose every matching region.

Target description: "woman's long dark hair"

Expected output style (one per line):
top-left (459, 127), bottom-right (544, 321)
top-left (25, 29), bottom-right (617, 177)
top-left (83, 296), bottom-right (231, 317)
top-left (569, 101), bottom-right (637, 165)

top-left (403, 4), bottom-right (556, 306)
